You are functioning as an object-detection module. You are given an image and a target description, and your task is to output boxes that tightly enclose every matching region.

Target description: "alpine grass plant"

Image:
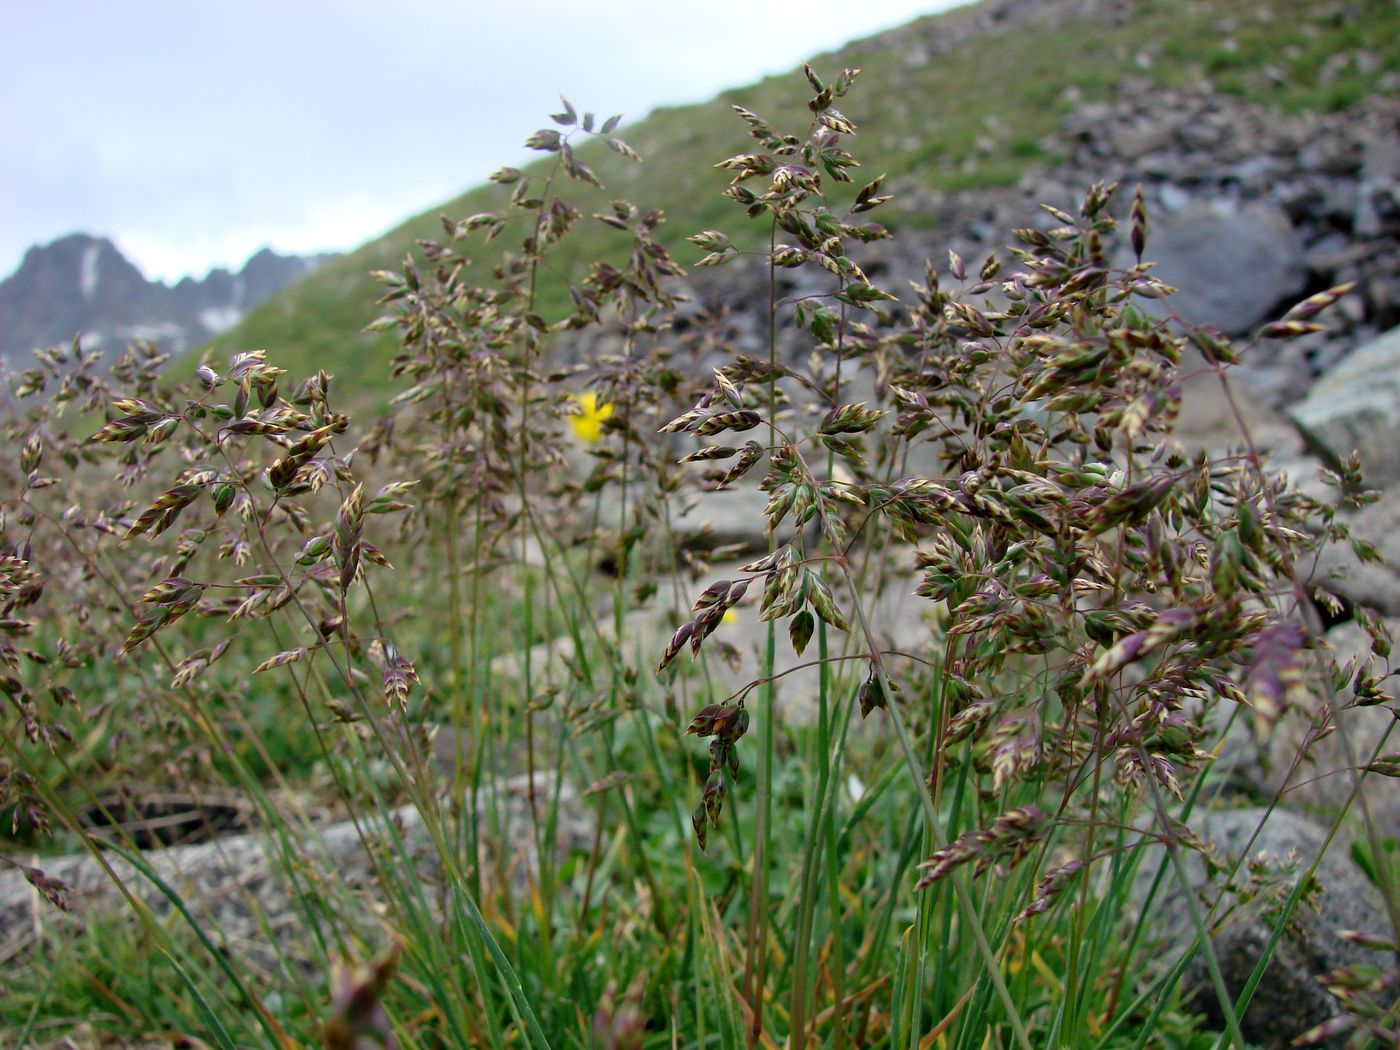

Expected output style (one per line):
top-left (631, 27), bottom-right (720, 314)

top-left (1, 63), bottom-right (1396, 1050)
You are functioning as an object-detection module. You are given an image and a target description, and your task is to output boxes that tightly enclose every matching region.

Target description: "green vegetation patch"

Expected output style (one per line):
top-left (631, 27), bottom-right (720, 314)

top-left (206, 0), bottom-right (1400, 402)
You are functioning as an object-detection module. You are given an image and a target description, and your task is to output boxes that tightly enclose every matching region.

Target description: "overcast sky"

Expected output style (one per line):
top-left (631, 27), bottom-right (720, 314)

top-left (2, 1), bottom-right (962, 284)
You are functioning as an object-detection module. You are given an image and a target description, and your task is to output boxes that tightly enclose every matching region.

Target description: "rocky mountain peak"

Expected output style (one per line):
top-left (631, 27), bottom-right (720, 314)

top-left (0, 236), bottom-right (337, 363)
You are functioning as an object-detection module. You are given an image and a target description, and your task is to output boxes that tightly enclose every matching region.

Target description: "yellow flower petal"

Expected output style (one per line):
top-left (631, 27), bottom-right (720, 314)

top-left (568, 391), bottom-right (613, 444)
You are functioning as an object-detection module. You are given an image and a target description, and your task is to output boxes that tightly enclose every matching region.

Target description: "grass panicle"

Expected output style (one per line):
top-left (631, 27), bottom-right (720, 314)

top-left (0, 59), bottom-right (1396, 1050)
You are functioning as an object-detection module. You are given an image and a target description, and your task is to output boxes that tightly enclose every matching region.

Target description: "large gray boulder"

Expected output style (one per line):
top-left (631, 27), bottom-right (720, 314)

top-left (1138, 201), bottom-right (1307, 337)
top-left (1138, 806), bottom-right (1392, 1049)
top-left (1289, 325), bottom-right (1400, 489)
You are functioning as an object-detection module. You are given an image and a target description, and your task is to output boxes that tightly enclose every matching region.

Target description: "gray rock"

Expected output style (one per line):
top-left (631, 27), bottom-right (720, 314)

top-left (576, 477), bottom-right (773, 570)
top-left (1310, 487), bottom-right (1400, 617)
top-left (1138, 806), bottom-right (1391, 1049)
top-left (1305, 621), bottom-right (1400, 836)
top-left (672, 486), bottom-right (772, 556)
top-left (1110, 118), bottom-right (1176, 160)
top-left (1169, 347), bottom-right (1305, 458)
top-left (490, 552), bottom-right (934, 726)
top-left (1320, 179), bottom-right (1361, 228)
top-left (1289, 325), bottom-right (1400, 488)
top-left (1137, 201), bottom-right (1307, 336)
top-left (0, 774), bottom-right (588, 969)
top-left (1356, 130), bottom-right (1400, 239)
top-left (1362, 130), bottom-right (1400, 184)
top-left (1300, 133), bottom-right (1362, 178)
top-left (1158, 182), bottom-right (1195, 213)
top-left (1207, 619), bottom-right (1399, 841)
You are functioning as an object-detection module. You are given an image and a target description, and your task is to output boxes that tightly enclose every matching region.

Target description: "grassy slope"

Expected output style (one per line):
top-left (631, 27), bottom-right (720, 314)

top-left (205, 0), bottom-right (1399, 400)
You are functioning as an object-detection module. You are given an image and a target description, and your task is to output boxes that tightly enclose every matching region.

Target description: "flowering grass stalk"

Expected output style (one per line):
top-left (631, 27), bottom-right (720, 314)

top-left (0, 64), bottom-right (1394, 1050)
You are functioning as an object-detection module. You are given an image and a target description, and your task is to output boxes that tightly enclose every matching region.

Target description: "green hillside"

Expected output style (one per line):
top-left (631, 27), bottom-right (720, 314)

top-left (206, 0), bottom-right (1399, 396)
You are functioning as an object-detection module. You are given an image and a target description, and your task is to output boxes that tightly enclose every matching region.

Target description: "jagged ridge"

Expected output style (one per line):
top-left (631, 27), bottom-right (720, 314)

top-left (0, 233), bottom-right (336, 362)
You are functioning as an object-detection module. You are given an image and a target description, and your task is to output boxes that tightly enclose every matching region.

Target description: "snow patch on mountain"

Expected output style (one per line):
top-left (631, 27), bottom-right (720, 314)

top-left (79, 242), bottom-right (100, 301)
top-left (199, 306), bottom-right (243, 333)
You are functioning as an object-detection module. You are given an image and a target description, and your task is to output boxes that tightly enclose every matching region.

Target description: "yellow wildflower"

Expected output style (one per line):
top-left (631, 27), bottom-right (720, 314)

top-left (722, 609), bottom-right (739, 626)
top-left (568, 391), bottom-right (613, 444)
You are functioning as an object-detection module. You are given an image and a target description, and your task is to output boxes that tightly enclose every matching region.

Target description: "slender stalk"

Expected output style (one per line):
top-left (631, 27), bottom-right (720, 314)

top-left (880, 656), bottom-right (1033, 1050)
